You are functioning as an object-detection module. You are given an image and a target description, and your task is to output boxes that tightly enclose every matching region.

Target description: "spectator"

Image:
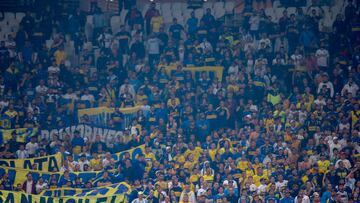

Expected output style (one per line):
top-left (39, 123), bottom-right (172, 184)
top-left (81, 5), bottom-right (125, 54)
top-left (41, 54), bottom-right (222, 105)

top-left (22, 173), bottom-right (36, 194)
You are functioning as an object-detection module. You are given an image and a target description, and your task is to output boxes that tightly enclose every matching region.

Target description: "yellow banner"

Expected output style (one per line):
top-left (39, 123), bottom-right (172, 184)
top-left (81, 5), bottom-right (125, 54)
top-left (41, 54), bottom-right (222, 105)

top-left (0, 190), bottom-right (128, 203)
top-left (77, 106), bottom-right (140, 127)
top-left (0, 145), bottom-right (144, 186)
top-left (77, 106), bottom-right (140, 117)
top-left (0, 128), bottom-right (38, 144)
top-left (0, 153), bottom-right (62, 172)
top-left (41, 182), bottom-right (132, 197)
top-left (162, 65), bottom-right (224, 81)
top-left (0, 166), bottom-right (106, 187)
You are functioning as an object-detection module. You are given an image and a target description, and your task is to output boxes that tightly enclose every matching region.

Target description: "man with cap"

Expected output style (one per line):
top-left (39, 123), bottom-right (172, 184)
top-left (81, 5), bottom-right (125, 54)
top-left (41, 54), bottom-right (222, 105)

top-left (131, 191), bottom-right (147, 203)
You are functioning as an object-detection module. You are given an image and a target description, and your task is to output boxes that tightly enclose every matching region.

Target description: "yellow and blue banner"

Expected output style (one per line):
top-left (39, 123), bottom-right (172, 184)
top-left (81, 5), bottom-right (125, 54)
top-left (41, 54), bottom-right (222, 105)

top-left (0, 190), bottom-right (128, 203)
top-left (0, 153), bottom-right (62, 172)
top-left (41, 182), bottom-right (132, 197)
top-left (160, 65), bottom-right (224, 81)
top-left (0, 128), bottom-right (38, 145)
top-left (77, 106), bottom-right (140, 127)
top-left (40, 124), bottom-right (133, 144)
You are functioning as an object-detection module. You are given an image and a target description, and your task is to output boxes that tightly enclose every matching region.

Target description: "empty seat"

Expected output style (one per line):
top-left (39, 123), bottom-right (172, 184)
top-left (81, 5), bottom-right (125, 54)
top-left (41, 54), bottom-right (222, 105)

top-left (214, 1), bottom-right (225, 9)
top-left (225, 1), bottom-right (235, 13)
top-left (4, 12), bottom-right (15, 20)
top-left (162, 10), bottom-right (173, 24)
top-left (273, 0), bottom-right (280, 8)
top-left (141, 3), bottom-right (150, 16)
top-left (287, 7), bottom-right (296, 15)
top-left (110, 15), bottom-right (121, 34)
top-left (86, 15), bottom-right (93, 24)
top-left (203, 2), bottom-right (213, 10)
top-left (265, 8), bottom-right (277, 22)
top-left (274, 7), bottom-right (285, 20)
top-left (172, 2), bottom-right (183, 14)
top-left (15, 12), bottom-right (25, 21)
top-left (214, 6), bottom-right (225, 18)
top-left (172, 5), bottom-right (183, 18)
top-left (195, 9), bottom-right (204, 19)
top-left (183, 9), bottom-right (193, 21)
top-left (161, 3), bottom-right (172, 14)
top-left (120, 10), bottom-right (127, 24)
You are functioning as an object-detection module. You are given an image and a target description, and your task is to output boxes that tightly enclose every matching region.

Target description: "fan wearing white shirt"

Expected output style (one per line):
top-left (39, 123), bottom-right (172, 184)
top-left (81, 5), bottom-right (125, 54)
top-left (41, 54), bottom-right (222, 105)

top-left (317, 74), bottom-right (334, 97)
top-left (257, 178), bottom-right (267, 194)
top-left (291, 49), bottom-right (303, 68)
top-left (35, 80), bottom-right (48, 95)
top-left (35, 177), bottom-right (48, 194)
top-left (25, 136), bottom-right (39, 158)
top-left (275, 175), bottom-right (288, 191)
top-left (62, 88), bottom-right (79, 100)
top-left (80, 89), bottom-right (95, 106)
top-left (16, 145), bottom-right (28, 159)
top-left (294, 189), bottom-right (311, 203)
top-left (47, 60), bottom-right (60, 74)
top-left (341, 77), bottom-right (359, 96)
top-left (315, 45), bottom-right (329, 70)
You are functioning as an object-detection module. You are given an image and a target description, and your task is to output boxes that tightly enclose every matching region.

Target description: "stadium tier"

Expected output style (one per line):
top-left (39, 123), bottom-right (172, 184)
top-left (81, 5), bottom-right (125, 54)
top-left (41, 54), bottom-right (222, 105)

top-left (0, 0), bottom-right (359, 202)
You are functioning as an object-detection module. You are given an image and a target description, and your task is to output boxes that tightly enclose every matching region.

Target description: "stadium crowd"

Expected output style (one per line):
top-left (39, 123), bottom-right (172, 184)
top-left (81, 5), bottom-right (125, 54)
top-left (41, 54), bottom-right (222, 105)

top-left (0, 0), bottom-right (360, 202)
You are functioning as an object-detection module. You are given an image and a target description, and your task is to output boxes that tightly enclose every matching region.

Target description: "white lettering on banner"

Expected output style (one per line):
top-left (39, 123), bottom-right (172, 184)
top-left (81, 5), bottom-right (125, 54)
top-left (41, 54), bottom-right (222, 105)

top-left (40, 125), bottom-right (129, 143)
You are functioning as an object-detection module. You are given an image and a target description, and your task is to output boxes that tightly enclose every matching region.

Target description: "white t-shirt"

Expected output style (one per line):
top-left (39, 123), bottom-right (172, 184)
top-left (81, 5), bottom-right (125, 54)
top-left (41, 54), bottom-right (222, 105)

top-left (78, 160), bottom-right (90, 171)
top-left (16, 150), bottom-right (28, 159)
top-left (341, 83), bottom-right (359, 96)
top-left (291, 54), bottom-right (303, 67)
top-left (26, 180), bottom-right (33, 194)
top-left (315, 48), bottom-right (329, 67)
top-left (249, 15), bottom-right (260, 31)
top-left (146, 38), bottom-right (160, 55)
top-left (81, 94), bottom-right (95, 103)
top-left (36, 182), bottom-right (48, 194)
top-left (48, 66), bottom-right (60, 74)
top-left (275, 180), bottom-right (288, 191)
top-left (25, 142), bottom-right (39, 156)
top-left (35, 85), bottom-right (48, 95)
top-left (294, 195), bottom-right (310, 203)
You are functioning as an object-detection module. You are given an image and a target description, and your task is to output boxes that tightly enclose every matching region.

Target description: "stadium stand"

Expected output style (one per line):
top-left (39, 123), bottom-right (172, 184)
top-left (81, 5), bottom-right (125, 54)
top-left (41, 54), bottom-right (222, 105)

top-left (0, 0), bottom-right (359, 202)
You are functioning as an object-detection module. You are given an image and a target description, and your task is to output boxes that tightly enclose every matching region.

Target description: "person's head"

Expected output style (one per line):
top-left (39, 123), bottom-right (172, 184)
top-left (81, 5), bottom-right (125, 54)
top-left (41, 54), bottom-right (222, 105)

top-left (26, 173), bottom-right (33, 181)
top-left (206, 8), bottom-right (211, 14)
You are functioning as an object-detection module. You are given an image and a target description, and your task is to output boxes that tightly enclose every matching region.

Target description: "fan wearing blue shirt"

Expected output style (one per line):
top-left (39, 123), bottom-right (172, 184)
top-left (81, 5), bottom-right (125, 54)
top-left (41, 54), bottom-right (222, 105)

top-left (169, 18), bottom-right (184, 41)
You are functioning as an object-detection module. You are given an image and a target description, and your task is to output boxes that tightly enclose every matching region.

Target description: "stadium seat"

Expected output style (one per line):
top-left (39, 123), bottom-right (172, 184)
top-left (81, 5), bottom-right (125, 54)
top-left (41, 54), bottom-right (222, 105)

top-left (273, 0), bottom-right (280, 8)
top-left (287, 7), bottom-right (296, 15)
top-left (214, 1), bottom-right (224, 9)
top-left (110, 15), bottom-right (121, 34)
top-left (86, 15), bottom-right (93, 25)
top-left (265, 8), bottom-right (276, 20)
top-left (195, 9), bottom-right (204, 19)
top-left (224, 1), bottom-right (235, 13)
top-left (4, 12), bottom-right (15, 21)
top-left (203, 2), bottom-right (213, 10)
top-left (214, 6), bottom-right (225, 19)
top-left (173, 14), bottom-right (183, 25)
top-left (138, 3), bottom-right (150, 17)
top-left (274, 7), bottom-right (285, 21)
top-left (183, 9), bottom-right (193, 20)
top-left (15, 12), bottom-right (25, 21)
top-left (214, 1), bottom-right (225, 17)
top-left (180, 2), bottom-right (188, 13)
top-left (120, 10), bottom-right (127, 24)
top-left (172, 2), bottom-right (183, 14)
top-left (161, 3), bottom-right (172, 15)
